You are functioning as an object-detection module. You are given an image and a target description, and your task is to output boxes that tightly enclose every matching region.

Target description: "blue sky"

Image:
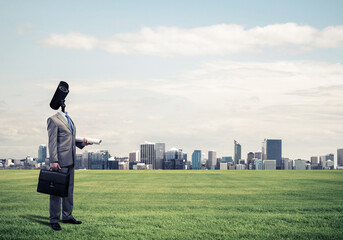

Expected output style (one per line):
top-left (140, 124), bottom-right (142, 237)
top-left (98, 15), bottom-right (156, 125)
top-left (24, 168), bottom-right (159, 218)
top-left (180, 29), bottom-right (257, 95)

top-left (1, 1), bottom-right (343, 161)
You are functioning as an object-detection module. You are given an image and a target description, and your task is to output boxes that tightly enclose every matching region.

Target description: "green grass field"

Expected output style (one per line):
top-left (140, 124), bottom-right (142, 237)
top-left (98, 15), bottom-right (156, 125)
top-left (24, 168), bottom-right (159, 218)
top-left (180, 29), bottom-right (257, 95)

top-left (0, 170), bottom-right (342, 240)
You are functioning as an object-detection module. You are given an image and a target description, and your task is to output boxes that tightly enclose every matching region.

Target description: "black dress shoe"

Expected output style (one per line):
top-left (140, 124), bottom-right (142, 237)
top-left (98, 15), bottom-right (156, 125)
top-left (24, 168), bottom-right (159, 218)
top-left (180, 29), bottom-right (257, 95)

top-left (62, 218), bottom-right (82, 224)
top-left (50, 223), bottom-right (62, 231)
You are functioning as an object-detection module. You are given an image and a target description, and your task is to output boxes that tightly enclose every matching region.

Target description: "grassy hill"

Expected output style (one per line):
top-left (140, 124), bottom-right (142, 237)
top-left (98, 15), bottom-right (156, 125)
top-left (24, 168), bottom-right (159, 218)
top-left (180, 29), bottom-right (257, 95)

top-left (0, 170), bottom-right (342, 239)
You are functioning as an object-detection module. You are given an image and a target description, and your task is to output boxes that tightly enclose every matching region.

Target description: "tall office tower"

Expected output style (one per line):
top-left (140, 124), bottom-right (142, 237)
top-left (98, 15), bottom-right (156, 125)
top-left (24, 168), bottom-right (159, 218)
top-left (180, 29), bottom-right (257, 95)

top-left (247, 152), bottom-right (254, 165)
top-left (129, 151), bottom-right (140, 162)
top-left (208, 150), bottom-right (217, 170)
top-left (192, 150), bottom-right (202, 170)
top-left (164, 147), bottom-right (184, 169)
top-left (310, 156), bottom-right (318, 166)
top-left (254, 151), bottom-right (262, 160)
top-left (234, 140), bottom-right (241, 164)
top-left (155, 143), bottom-right (165, 169)
top-left (337, 149), bottom-right (343, 166)
top-left (38, 144), bottom-right (47, 163)
top-left (262, 139), bottom-right (282, 169)
top-left (140, 141), bottom-right (156, 169)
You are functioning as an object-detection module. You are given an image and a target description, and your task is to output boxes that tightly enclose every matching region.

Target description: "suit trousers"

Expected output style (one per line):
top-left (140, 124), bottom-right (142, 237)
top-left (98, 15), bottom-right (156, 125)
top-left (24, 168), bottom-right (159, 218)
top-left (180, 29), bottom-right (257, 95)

top-left (49, 166), bottom-right (74, 223)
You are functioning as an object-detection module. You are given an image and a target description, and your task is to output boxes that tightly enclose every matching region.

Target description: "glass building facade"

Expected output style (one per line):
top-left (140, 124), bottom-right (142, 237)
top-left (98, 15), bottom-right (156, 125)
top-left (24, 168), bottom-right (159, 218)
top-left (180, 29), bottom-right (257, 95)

top-left (338, 149), bottom-right (343, 166)
top-left (192, 150), bottom-right (202, 170)
top-left (208, 151), bottom-right (217, 170)
top-left (155, 143), bottom-right (165, 169)
top-left (262, 139), bottom-right (282, 170)
top-left (234, 140), bottom-right (241, 164)
top-left (38, 144), bottom-right (47, 163)
top-left (140, 142), bottom-right (155, 169)
top-left (164, 147), bottom-right (184, 169)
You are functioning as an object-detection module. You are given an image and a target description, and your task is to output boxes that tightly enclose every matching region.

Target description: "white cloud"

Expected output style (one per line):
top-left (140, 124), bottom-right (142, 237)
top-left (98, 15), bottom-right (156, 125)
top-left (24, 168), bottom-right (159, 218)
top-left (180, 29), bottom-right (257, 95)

top-left (39, 32), bottom-right (97, 50)
top-left (39, 23), bottom-right (343, 56)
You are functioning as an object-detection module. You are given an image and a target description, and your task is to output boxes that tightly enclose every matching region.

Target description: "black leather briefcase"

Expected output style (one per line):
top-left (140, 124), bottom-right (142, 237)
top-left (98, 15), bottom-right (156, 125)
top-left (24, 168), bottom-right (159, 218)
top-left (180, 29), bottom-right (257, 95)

top-left (37, 169), bottom-right (70, 197)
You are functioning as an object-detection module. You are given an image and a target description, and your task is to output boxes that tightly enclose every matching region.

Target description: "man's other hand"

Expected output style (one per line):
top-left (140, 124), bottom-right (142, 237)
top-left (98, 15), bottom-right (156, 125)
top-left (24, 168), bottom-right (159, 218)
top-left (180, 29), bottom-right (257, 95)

top-left (50, 162), bottom-right (61, 171)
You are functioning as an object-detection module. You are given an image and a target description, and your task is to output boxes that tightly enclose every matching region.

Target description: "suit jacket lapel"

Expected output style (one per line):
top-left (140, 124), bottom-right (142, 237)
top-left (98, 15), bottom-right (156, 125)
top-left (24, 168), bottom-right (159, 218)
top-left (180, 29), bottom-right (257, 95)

top-left (70, 118), bottom-right (76, 135)
top-left (56, 113), bottom-right (72, 133)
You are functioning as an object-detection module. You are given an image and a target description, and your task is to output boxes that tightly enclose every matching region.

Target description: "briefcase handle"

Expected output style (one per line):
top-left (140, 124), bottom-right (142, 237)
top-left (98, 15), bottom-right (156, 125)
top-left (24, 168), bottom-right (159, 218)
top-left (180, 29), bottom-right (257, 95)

top-left (49, 168), bottom-right (62, 172)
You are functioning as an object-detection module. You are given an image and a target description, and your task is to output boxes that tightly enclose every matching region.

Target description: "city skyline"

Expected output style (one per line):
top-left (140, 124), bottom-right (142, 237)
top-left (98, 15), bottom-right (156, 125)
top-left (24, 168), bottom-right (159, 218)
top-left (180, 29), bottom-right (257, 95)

top-left (1, 1), bottom-right (343, 159)
top-left (3, 139), bottom-right (339, 170)
top-left (3, 138), bottom-right (339, 166)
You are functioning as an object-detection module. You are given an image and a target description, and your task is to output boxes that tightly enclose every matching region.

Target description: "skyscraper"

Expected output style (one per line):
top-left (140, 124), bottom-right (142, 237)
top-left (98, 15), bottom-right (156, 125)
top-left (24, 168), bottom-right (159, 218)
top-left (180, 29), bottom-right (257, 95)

top-left (262, 139), bottom-right (282, 170)
top-left (208, 150), bottom-right (217, 170)
top-left (38, 144), bottom-right (47, 163)
top-left (129, 151), bottom-right (140, 162)
top-left (164, 147), bottom-right (184, 169)
top-left (337, 149), bottom-right (343, 166)
top-left (247, 152), bottom-right (254, 165)
top-left (140, 141), bottom-right (155, 169)
top-left (234, 140), bottom-right (241, 164)
top-left (192, 150), bottom-right (202, 170)
top-left (155, 143), bottom-right (165, 169)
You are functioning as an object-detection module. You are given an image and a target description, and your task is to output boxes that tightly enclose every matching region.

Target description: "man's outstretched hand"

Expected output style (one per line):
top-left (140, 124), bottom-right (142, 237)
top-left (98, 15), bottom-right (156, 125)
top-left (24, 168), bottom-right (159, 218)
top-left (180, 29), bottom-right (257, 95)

top-left (83, 138), bottom-right (93, 146)
top-left (50, 162), bottom-right (61, 171)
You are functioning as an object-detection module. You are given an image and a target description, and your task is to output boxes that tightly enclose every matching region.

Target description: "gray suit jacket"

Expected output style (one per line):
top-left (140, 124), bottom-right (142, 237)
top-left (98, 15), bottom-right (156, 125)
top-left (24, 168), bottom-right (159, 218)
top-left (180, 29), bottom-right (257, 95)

top-left (47, 113), bottom-right (84, 167)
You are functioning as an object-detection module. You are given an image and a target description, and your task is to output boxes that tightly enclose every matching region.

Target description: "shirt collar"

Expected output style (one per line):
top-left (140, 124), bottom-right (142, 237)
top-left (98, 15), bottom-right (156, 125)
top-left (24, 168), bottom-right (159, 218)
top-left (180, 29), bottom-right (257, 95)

top-left (58, 110), bottom-right (68, 119)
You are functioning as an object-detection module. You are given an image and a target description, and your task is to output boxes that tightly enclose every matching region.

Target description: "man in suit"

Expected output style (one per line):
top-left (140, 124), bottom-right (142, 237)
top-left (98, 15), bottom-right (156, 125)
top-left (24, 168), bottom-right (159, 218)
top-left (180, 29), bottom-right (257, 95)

top-left (48, 81), bottom-right (91, 231)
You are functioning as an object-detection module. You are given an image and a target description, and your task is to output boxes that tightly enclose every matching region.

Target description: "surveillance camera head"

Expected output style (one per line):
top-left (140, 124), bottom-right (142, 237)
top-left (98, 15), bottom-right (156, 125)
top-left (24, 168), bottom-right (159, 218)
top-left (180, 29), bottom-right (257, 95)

top-left (49, 81), bottom-right (69, 110)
